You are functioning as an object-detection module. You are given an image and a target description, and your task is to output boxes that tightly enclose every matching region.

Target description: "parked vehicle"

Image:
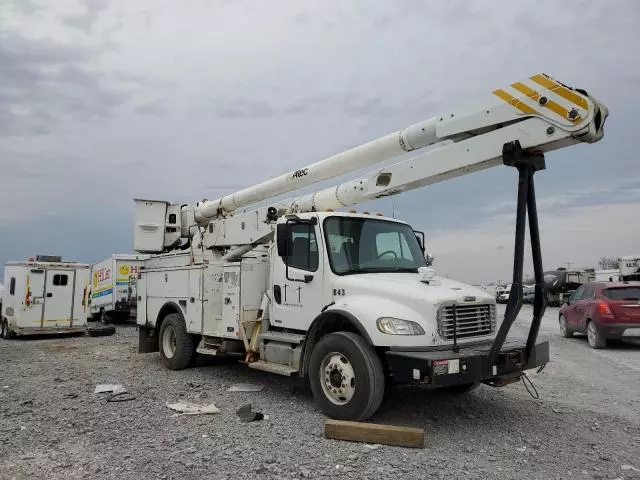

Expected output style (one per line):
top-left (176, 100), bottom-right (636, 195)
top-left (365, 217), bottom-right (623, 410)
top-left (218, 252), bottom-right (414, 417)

top-left (544, 268), bottom-right (595, 307)
top-left (89, 254), bottom-right (149, 324)
top-left (558, 281), bottom-right (640, 348)
top-left (523, 285), bottom-right (535, 304)
top-left (496, 284), bottom-right (511, 304)
top-left (134, 73), bottom-right (606, 420)
top-left (619, 255), bottom-right (640, 282)
top-left (595, 269), bottom-right (620, 282)
top-left (1, 256), bottom-right (91, 338)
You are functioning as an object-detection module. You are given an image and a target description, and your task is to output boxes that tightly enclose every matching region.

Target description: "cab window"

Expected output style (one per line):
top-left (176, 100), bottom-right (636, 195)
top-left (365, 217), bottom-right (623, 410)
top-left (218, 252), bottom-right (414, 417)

top-left (286, 224), bottom-right (319, 272)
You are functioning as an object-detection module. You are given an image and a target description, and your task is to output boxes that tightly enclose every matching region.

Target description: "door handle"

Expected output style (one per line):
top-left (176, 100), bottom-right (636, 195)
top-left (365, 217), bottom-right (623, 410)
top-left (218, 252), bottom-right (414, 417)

top-left (46, 293), bottom-right (53, 298)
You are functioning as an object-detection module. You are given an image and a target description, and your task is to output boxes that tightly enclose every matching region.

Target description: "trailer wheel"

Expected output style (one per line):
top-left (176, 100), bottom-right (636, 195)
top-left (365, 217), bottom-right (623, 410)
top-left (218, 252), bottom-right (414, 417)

top-left (1, 320), bottom-right (7, 339)
top-left (308, 331), bottom-right (385, 421)
top-left (159, 313), bottom-right (194, 370)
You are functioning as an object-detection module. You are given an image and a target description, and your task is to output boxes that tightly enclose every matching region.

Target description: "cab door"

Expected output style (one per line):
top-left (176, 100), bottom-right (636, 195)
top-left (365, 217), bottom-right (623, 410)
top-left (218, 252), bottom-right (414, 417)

top-left (43, 269), bottom-right (75, 327)
top-left (270, 218), bottom-right (326, 331)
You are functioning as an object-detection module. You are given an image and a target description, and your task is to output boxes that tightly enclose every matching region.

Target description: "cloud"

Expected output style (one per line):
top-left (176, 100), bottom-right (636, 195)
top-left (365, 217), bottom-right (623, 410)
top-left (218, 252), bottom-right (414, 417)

top-left (0, 31), bottom-right (135, 138)
top-left (426, 200), bottom-right (640, 284)
top-left (0, 0), bottom-right (639, 283)
top-left (61, 0), bottom-right (109, 34)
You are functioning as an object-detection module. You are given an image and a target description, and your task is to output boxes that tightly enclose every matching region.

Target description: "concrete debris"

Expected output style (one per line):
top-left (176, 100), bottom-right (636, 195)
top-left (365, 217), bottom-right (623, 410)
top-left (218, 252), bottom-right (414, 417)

top-left (228, 383), bottom-right (264, 392)
top-left (363, 444), bottom-right (380, 451)
top-left (621, 465), bottom-right (640, 472)
top-left (166, 402), bottom-right (220, 415)
top-left (94, 384), bottom-right (127, 395)
top-left (236, 403), bottom-right (264, 422)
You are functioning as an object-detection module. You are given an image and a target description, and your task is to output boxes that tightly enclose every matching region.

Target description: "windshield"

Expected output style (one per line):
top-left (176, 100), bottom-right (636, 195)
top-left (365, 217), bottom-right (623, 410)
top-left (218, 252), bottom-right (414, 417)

top-left (323, 216), bottom-right (427, 275)
top-left (603, 287), bottom-right (640, 301)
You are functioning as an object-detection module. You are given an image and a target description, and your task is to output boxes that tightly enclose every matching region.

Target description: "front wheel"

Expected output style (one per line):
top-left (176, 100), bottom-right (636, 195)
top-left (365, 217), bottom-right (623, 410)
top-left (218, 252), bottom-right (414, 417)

top-left (308, 331), bottom-right (385, 421)
top-left (159, 313), bottom-right (195, 370)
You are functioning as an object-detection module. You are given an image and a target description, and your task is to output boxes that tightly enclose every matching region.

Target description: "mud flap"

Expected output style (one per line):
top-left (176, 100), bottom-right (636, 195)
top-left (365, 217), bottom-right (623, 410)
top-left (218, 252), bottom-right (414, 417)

top-left (138, 325), bottom-right (158, 353)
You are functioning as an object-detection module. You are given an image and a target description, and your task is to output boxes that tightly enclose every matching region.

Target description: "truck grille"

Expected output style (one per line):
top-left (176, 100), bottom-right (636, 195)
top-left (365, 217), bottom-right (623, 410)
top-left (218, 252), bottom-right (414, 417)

top-left (437, 304), bottom-right (496, 340)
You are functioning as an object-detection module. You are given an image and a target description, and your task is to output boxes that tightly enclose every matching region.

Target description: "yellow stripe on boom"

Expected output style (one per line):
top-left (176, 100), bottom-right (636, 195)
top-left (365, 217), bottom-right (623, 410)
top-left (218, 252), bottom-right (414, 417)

top-left (511, 82), bottom-right (580, 122)
top-left (530, 74), bottom-right (589, 110)
top-left (493, 89), bottom-right (537, 115)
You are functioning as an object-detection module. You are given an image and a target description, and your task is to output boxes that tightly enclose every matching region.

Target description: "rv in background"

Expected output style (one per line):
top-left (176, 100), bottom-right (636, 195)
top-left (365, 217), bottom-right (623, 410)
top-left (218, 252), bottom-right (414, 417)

top-left (619, 255), bottom-right (640, 282)
top-left (1, 255), bottom-right (90, 338)
top-left (543, 268), bottom-right (595, 307)
top-left (595, 269), bottom-right (620, 282)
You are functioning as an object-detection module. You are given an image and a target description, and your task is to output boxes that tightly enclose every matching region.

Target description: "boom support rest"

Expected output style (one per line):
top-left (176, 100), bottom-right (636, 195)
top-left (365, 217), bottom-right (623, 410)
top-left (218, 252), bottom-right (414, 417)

top-left (488, 141), bottom-right (547, 367)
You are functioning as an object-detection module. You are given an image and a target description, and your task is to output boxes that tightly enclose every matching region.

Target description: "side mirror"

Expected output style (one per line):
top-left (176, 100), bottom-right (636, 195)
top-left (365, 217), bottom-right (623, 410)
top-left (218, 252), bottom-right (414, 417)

top-left (425, 252), bottom-right (434, 266)
top-left (276, 223), bottom-right (291, 257)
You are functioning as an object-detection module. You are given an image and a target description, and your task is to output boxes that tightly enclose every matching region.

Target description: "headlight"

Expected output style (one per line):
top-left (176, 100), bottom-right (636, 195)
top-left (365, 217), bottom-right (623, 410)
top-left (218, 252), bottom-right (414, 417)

top-left (376, 317), bottom-right (425, 335)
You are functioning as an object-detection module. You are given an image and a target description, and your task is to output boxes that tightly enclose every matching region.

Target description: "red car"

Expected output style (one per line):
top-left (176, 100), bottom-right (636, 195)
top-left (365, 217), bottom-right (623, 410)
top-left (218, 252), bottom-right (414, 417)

top-left (559, 281), bottom-right (640, 348)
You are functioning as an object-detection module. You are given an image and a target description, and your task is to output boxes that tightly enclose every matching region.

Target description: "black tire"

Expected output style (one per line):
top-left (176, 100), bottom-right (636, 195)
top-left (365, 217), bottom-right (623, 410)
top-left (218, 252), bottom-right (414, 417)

top-left (0, 320), bottom-right (7, 339)
top-left (87, 325), bottom-right (116, 337)
top-left (442, 382), bottom-right (480, 395)
top-left (308, 331), bottom-right (385, 421)
top-left (159, 313), bottom-right (195, 370)
top-left (559, 315), bottom-right (573, 338)
top-left (587, 320), bottom-right (606, 349)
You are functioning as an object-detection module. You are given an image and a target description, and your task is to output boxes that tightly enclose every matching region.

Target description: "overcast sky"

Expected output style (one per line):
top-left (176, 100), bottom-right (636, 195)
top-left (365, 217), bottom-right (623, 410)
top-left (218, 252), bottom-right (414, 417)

top-left (1, 0), bottom-right (639, 284)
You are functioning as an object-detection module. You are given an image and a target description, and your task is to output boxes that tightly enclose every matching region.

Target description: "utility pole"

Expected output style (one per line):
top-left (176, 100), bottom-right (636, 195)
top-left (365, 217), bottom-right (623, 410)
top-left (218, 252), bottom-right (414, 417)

top-left (564, 261), bottom-right (574, 270)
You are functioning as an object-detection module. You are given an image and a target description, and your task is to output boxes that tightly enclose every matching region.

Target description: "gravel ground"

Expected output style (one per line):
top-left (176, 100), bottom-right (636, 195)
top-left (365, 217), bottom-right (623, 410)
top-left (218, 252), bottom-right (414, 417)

top-left (1, 306), bottom-right (639, 480)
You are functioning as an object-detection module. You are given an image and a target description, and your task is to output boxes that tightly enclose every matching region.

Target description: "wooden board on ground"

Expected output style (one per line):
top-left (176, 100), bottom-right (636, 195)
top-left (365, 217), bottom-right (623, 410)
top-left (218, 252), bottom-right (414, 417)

top-left (324, 419), bottom-right (425, 449)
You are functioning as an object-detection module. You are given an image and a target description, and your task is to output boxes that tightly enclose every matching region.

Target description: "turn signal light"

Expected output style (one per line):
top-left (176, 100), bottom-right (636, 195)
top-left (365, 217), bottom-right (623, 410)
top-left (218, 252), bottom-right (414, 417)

top-left (598, 302), bottom-right (612, 315)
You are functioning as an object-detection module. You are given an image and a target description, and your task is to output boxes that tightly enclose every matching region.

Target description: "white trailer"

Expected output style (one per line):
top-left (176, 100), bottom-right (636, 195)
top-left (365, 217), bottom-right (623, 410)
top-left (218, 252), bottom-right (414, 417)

top-left (89, 254), bottom-right (149, 324)
top-left (1, 257), bottom-right (90, 338)
top-left (135, 73), bottom-right (608, 420)
top-left (619, 255), bottom-right (640, 282)
top-left (595, 269), bottom-right (620, 282)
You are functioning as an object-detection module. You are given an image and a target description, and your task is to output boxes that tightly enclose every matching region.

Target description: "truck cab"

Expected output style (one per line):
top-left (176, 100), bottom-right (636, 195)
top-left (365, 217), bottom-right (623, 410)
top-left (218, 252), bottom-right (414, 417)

top-left (272, 212), bottom-right (496, 348)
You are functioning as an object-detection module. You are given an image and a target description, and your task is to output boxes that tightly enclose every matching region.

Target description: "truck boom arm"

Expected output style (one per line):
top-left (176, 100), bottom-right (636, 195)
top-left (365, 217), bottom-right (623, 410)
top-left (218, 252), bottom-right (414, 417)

top-left (193, 73), bottom-right (606, 224)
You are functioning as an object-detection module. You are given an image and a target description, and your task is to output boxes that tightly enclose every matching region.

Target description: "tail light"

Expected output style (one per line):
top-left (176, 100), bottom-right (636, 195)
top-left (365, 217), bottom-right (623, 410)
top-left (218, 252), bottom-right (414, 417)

top-left (598, 302), bottom-right (612, 315)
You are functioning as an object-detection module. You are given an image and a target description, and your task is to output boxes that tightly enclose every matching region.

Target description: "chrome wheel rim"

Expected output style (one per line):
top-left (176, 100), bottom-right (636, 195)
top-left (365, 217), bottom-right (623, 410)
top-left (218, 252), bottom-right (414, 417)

top-left (162, 325), bottom-right (177, 358)
top-left (320, 352), bottom-right (356, 405)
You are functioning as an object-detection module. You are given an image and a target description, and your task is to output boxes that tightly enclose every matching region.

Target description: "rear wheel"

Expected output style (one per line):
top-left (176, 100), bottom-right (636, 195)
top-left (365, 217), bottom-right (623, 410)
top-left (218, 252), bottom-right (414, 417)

top-left (587, 320), bottom-right (606, 349)
top-left (559, 315), bottom-right (573, 338)
top-left (0, 320), bottom-right (7, 339)
top-left (309, 331), bottom-right (385, 421)
top-left (159, 313), bottom-right (195, 370)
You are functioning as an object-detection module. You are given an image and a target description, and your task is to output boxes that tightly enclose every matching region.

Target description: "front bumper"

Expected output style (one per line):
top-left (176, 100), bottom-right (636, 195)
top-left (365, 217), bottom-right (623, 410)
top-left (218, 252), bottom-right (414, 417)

top-left (385, 338), bottom-right (549, 387)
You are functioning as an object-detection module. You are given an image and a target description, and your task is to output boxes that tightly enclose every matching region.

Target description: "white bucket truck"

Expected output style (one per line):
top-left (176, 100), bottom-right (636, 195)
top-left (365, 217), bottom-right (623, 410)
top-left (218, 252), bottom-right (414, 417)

top-left (134, 74), bottom-right (608, 420)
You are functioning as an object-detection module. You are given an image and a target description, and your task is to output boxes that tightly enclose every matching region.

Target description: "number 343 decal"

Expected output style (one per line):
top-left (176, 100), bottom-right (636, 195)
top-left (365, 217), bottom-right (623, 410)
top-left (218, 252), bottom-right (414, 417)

top-left (333, 288), bottom-right (346, 296)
